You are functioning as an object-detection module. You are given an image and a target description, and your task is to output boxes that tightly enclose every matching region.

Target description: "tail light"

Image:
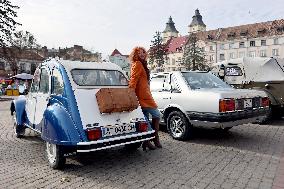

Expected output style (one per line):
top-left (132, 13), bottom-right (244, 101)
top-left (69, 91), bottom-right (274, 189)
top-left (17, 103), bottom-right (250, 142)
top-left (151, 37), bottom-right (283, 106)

top-left (219, 99), bottom-right (235, 112)
top-left (136, 121), bottom-right (148, 132)
top-left (86, 128), bottom-right (101, 141)
top-left (261, 97), bottom-right (270, 107)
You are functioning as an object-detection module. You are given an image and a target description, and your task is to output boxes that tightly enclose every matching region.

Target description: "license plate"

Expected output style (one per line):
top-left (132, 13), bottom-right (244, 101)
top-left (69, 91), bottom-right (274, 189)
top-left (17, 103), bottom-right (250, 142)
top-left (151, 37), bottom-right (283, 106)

top-left (244, 99), bottom-right (252, 108)
top-left (102, 124), bottom-right (136, 137)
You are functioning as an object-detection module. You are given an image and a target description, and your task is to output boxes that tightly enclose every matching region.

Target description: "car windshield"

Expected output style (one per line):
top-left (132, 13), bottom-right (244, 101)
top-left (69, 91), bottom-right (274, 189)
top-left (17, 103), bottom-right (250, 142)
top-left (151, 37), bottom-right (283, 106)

top-left (182, 72), bottom-right (231, 89)
top-left (71, 69), bottom-right (128, 86)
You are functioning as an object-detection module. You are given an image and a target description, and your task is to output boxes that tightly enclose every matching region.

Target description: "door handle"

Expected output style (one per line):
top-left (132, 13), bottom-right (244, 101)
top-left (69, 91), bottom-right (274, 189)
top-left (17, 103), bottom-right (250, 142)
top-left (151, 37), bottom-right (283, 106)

top-left (163, 98), bottom-right (169, 99)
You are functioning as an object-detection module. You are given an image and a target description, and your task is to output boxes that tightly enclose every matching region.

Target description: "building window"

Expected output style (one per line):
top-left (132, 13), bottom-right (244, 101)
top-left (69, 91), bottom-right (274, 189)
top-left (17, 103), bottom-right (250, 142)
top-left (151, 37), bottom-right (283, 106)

top-left (250, 41), bottom-right (255, 47)
top-left (260, 50), bottom-right (267, 57)
top-left (209, 46), bottom-right (214, 51)
top-left (219, 54), bottom-right (225, 60)
top-left (209, 55), bottom-right (214, 61)
top-left (229, 43), bottom-right (234, 49)
top-left (248, 51), bottom-right (256, 57)
top-left (274, 38), bottom-right (279, 45)
top-left (239, 42), bottom-right (245, 48)
top-left (0, 62), bottom-right (4, 70)
top-left (272, 49), bottom-right (279, 56)
top-left (219, 44), bottom-right (225, 50)
top-left (172, 58), bottom-right (176, 65)
top-left (20, 63), bottom-right (25, 72)
top-left (229, 52), bottom-right (235, 59)
top-left (261, 40), bottom-right (266, 46)
top-left (239, 51), bottom-right (245, 58)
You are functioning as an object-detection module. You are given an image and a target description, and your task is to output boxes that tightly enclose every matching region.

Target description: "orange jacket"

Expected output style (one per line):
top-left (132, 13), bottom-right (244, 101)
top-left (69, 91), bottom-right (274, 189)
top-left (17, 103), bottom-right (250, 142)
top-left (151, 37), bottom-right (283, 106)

top-left (129, 61), bottom-right (157, 108)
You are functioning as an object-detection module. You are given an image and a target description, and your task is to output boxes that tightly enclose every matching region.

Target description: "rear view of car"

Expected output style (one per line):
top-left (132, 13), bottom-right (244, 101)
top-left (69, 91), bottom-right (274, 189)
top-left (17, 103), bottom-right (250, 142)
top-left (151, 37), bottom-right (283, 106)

top-left (151, 71), bottom-right (270, 140)
top-left (11, 59), bottom-right (155, 169)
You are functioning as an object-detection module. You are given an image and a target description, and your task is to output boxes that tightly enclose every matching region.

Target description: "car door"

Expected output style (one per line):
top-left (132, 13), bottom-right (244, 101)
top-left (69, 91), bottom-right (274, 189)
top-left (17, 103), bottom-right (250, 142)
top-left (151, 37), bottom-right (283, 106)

top-left (150, 74), bottom-right (172, 111)
top-left (34, 67), bottom-right (51, 129)
top-left (25, 67), bottom-right (40, 126)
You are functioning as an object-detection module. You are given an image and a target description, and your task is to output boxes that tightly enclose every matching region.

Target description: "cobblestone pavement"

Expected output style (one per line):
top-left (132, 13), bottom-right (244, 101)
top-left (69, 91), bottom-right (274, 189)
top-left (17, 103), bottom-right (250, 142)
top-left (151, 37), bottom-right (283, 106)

top-left (1, 100), bottom-right (284, 189)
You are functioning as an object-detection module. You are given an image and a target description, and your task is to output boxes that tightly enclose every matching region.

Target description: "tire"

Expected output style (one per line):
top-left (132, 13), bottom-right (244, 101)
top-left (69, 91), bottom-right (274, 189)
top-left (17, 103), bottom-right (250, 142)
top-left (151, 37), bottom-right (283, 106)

top-left (13, 112), bottom-right (25, 138)
top-left (45, 141), bottom-right (66, 169)
top-left (124, 142), bottom-right (142, 151)
top-left (167, 111), bottom-right (192, 140)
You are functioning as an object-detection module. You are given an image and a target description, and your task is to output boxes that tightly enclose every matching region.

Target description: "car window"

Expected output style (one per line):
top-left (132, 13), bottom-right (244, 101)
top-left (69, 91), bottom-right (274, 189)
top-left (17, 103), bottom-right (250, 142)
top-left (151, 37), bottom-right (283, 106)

top-left (39, 68), bottom-right (50, 94)
top-left (182, 72), bottom-right (231, 89)
top-left (71, 69), bottom-right (128, 86)
top-left (171, 75), bottom-right (181, 93)
top-left (52, 69), bottom-right (64, 95)
top-left (163, 75), bottom-right (171, 92)
top-left (30, 68), bottom-right (40, 93)
top-left (150, 75), bottom-right (166, 92)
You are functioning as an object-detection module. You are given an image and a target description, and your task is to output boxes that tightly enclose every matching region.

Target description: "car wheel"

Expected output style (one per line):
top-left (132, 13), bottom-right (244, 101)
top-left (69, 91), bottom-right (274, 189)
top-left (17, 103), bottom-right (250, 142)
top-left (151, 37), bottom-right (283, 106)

top-left (124, 142), bottom-right (142, 151)
top-left (45, 141), bottom-right (66, 169)
top-left (13, 112), bottom-right (25, 138)
top-left (167, 111), bottom-right (192, 140)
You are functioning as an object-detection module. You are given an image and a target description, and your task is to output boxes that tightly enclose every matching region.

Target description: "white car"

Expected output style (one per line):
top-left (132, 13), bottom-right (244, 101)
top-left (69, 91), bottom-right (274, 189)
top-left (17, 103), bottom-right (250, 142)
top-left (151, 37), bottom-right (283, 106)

top-left (150, 71), bottom-right (270, 140)
top-left (11, 59), bottom-right (155, 169)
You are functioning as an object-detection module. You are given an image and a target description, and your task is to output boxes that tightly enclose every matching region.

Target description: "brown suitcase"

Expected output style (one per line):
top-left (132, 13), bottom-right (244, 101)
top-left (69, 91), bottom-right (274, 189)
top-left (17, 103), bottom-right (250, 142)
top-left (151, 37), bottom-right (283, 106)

top-left (96, 88), bottom-right (114, 113)
top-left (96, 88), bottom-right (139, 113)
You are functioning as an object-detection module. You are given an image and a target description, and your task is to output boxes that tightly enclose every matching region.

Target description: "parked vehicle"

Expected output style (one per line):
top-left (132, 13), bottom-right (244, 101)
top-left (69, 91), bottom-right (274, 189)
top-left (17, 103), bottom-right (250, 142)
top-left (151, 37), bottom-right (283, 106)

top-left (211, 57), bottom-right (284, 119)
top-left (10, 59), bottom-right (155, 169)
top-left (150, 71), bottom-right (270, 140)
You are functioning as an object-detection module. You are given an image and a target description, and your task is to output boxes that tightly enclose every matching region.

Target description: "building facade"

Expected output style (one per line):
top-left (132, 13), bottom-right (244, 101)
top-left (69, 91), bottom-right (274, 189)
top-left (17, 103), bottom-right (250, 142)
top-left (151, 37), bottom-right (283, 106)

top-left (160, 9), bottom-right (284, 71)
top-left (109, 49), bottom-right (130, 76)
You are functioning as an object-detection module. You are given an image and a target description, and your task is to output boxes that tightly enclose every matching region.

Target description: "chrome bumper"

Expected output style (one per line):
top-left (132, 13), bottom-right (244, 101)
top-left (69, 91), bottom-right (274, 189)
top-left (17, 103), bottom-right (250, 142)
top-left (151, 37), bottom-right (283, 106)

top-left (77, 130), bottom-right (155, 152)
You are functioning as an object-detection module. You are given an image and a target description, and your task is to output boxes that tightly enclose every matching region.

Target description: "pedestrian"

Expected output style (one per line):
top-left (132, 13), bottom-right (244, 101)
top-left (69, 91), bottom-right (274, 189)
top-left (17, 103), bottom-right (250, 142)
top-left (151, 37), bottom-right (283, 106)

top-left (128, 46), bottom-right (162, 151)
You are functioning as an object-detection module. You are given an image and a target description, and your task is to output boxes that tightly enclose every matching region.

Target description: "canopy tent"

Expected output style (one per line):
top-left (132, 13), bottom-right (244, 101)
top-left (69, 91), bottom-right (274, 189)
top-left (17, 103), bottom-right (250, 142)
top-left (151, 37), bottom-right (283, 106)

top-left (11, 73), bottom-right (33, 80)
top-left (212, 57), bottom-right (284, 84)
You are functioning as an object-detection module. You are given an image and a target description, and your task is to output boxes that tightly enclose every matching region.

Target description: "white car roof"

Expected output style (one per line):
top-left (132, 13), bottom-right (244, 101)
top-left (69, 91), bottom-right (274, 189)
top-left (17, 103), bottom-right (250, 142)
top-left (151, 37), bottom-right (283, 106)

top-left (58, 60), bottom-right (123, 72)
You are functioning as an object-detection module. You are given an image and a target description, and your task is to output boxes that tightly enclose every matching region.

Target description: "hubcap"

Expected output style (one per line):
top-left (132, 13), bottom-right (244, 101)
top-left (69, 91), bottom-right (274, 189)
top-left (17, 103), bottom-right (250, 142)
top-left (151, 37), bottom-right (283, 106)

top-left (169, 115), bottom-right (185, 138)
top-left (46, 142), bottom-right (57, 164)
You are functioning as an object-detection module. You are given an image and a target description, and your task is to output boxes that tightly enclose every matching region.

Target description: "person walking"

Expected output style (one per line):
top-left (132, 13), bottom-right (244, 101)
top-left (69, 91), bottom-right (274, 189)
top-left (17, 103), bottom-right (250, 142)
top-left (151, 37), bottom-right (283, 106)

top-left (129, 46), bottom-right (162, 151)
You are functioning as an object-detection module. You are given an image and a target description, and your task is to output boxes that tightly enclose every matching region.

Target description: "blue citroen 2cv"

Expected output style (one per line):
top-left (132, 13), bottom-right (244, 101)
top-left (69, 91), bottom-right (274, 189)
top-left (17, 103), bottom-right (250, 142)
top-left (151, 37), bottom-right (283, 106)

top-left (11, 59), bottom-right (155, 169)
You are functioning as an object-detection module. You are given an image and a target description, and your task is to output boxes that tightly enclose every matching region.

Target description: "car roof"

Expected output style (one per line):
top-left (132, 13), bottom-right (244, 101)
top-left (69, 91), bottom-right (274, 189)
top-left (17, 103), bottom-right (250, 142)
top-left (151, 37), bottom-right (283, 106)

top-left (43, 59), bottom-right (122, 72)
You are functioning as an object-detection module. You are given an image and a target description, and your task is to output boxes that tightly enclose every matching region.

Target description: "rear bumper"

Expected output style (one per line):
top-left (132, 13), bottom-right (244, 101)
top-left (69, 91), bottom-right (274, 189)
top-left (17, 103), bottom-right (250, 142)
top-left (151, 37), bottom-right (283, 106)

top-left (77, 130), bottom-right (155, 152)
top-left (187, 107), bottom-right (269, 129)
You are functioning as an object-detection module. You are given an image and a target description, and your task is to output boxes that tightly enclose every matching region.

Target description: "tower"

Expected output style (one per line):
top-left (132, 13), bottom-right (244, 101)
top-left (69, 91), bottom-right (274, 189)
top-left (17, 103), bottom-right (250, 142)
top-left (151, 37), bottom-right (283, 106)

top-left (189, 9), bottom-right (206, 33)
top-left (162, 16), bottom-right (179, 43)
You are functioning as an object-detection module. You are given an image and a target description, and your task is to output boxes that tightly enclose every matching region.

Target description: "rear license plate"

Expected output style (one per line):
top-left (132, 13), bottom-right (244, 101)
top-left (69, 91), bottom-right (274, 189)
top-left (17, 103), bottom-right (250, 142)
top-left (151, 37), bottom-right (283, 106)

top-left (102, 124), bottom-right (136, 137)
top-left (244, 99), bottom-right (252, 108)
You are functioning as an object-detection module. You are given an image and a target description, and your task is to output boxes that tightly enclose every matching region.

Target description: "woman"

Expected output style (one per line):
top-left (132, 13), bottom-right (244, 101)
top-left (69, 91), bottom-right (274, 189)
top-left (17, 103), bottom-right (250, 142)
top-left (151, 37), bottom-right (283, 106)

top-left (129, 47), bottom-right (162, 150)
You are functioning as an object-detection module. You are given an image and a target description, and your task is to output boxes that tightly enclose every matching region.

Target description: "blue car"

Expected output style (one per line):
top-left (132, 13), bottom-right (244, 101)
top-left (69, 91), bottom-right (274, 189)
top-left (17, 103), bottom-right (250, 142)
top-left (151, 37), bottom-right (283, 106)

top-left (11, 59), bottom-right (155, 169)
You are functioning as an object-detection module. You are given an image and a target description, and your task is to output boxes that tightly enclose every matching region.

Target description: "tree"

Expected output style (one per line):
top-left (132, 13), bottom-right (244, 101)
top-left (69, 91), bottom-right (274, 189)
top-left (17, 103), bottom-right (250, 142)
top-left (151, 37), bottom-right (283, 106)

top-left (0, 0), bottom-right (21, 48)
top-left (182, 33), bottom-right (207, 71)
top-left (148, 31), bottom-right (167, 71)
top-left (4, 31), bottom-right (40, 75)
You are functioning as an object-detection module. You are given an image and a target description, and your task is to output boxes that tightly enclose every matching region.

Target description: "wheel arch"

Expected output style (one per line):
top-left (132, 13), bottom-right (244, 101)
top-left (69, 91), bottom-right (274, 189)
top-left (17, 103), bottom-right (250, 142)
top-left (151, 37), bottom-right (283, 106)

top-left (42, 104), bottom-right (83, 146)
top-left (11, 97), bottom-right (26, 125)
top-left (163, 104), bottom-right (190, 124)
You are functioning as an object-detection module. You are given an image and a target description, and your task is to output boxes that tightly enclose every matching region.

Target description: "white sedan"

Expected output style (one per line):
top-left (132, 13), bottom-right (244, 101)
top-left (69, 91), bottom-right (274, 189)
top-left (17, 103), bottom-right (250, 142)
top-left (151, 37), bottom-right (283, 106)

top-left (150, 71), bottom-right (270, 140)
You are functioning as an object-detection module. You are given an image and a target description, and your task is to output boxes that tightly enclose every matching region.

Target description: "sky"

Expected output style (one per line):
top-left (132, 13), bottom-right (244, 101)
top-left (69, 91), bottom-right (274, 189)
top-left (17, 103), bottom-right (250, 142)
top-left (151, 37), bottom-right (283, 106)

top-left (13, 0), bottom-right (284, 58)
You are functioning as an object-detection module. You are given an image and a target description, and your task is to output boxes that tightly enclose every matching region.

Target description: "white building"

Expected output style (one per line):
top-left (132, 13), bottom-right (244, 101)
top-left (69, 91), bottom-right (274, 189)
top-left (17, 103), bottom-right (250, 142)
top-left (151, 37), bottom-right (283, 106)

top-left (159, 9), bottom-right (284, 71)
top-left (109, 49), bottom-right (130, 76)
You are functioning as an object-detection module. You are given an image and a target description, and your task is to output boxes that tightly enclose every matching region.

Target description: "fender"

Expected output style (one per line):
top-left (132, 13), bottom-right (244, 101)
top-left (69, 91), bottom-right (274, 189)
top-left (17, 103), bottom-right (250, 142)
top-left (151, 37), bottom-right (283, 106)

top-left (163, 104), bottom-right (190, 122)
top-left (42, 103), bottom-right (83, 145)
top-left (11, 96), bottom-right (26, 125)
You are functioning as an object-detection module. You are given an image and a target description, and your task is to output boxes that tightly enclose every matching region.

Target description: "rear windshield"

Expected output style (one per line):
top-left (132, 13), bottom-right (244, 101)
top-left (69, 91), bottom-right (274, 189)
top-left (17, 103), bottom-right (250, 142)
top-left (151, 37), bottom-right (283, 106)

top-left (71, 69), bottom-right (128, 86)
top-left (182, 72), bottom-right (231, 89)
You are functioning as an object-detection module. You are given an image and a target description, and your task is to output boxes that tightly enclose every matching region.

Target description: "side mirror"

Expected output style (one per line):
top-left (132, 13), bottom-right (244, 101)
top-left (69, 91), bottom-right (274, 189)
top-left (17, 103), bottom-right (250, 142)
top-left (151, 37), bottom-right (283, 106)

top-left (265, 84), bottom-right (270, 89)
